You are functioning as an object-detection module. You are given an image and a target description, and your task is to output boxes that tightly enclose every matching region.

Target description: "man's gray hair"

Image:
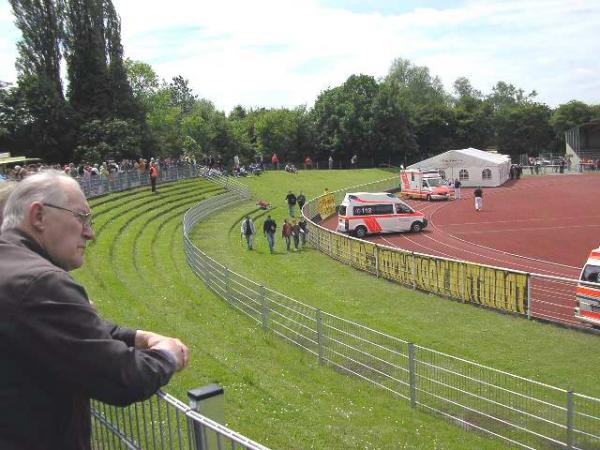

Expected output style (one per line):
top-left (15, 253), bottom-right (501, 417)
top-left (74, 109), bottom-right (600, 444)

top-left (1, 170), bottom-right (83, 232)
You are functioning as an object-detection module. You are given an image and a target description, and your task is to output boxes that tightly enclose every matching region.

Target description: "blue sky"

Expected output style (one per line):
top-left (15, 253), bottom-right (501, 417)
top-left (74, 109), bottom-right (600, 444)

top-left (0, 0), bottom-right (599, 113)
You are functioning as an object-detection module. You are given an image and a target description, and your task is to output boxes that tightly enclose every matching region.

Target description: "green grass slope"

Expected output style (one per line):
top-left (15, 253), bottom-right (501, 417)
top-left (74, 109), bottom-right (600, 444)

top-left (74, 177), bottom-right (498, 449)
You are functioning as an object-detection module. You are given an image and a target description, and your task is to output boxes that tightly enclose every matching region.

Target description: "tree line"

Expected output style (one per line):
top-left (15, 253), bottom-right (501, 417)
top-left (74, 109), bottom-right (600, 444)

top-left (1, 0), bottom-right (599, 167)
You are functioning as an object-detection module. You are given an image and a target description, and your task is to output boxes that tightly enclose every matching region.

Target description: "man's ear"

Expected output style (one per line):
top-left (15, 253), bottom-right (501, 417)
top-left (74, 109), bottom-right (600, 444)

top-left (29, 202), bottom-right (45, 231)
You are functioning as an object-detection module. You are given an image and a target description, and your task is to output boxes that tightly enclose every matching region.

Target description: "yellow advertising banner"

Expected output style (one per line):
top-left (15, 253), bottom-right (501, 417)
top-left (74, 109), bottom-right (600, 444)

top-left (317, 193), bottom-right (337, 219)
top-left (311, 211), bottom-right (528, 315)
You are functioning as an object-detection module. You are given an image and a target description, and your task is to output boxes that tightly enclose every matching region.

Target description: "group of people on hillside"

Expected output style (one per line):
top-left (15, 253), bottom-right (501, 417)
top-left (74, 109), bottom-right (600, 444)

top-left (240, 214), bottom-right (308, 254)
top-left (240, 189), bottom-right (309, 253)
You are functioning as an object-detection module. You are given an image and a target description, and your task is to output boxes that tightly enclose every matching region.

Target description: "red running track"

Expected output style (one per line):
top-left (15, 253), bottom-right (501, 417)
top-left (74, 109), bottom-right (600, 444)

top-left (322, 174), bottom-right (600, 329)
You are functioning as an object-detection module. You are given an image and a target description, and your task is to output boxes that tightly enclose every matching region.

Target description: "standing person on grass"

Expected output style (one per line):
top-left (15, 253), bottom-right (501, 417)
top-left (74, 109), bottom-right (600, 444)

top-left (474, 186), bottom-right (483, 211)
top-left (291, 220), bottom-right (301, 252)
top-left (299, 218), bottom-right (308, 249)
top-left (286, 190), bottom-right (297, 217)
top-left (297, 191), bottom-right (306, 214)
top-left (263, 215), bottom-right (277, 253)
top-left (240, 215), bottom-right (255, 250)
top-left (282, 219), bottom-right (293, 253)
top-left (149, 160), bottom-right (159, 193)
top-left (0, 170), bottom-right (189, 450)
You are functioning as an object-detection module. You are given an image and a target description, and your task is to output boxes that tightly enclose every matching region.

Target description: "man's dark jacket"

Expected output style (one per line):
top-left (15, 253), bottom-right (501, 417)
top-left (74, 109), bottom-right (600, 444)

top-left (0, 229), bottom-right (177, 450)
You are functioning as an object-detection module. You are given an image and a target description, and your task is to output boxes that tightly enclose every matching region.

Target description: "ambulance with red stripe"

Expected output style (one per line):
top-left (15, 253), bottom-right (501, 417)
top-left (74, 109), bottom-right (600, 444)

top-left (400, 169), bottom-right (452, 201)
top-left (336, 192), bottom-right (427, 238)
top-left (575, 247), bottom-right (600, 327)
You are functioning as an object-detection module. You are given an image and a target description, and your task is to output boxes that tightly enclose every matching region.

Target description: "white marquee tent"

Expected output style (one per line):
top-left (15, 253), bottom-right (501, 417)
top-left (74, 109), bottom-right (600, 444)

top-left (407, 147), bottom-right (511, 187)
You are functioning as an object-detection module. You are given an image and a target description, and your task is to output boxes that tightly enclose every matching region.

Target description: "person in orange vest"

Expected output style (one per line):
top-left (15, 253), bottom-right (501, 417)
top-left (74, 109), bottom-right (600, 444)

top-left (271, 153), bottom-right (280, 170)
top-left (149, 161), bottom-right (159, 193)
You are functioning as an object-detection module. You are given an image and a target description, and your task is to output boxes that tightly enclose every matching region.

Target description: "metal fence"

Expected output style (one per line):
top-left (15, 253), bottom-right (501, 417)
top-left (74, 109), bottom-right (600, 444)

top-left (182, 187), bottom-right (600, 449)
top-left (87, 169), bottom-right (256, 449)
top-left (79, 165), bottom-right (251, 200)
top-left (91, 390), bottom-right (269, 450)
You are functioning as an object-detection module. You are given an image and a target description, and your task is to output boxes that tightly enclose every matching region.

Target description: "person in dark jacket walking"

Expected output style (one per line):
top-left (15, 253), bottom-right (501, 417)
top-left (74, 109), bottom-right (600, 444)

top-left (263, 215), bottom-right (277, 253)
top-left (0, 171), bottom-right (189, 450)
top-left (297, 191), bottom-right (306, 214)
top-left (474, 186), bottom-right (483, 211)
top-left (240, 215), bottom-right (256, 250)
top-left (299, 218), bottom-right (308, 248)
top-left (291, 220), bottom-right (301, 252)
top-left (286, 191), bottom-right (297, 217)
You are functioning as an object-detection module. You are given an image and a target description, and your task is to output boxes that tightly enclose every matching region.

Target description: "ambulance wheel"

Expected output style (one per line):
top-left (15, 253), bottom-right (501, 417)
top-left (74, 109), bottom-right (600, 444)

top-left (355, 226), bottom-right (367, 238)
top-left (411, 222), bottom-right (423, 232)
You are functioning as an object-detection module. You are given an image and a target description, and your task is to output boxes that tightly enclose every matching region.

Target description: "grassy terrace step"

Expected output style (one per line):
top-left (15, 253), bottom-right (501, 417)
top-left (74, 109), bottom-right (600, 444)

top-left (73, 177), bottom-right (497, 449)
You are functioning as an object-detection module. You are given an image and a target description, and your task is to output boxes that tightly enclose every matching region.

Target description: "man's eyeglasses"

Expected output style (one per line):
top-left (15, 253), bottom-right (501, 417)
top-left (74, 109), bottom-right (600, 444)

top-left (43, 203), bottom-right (94, 228)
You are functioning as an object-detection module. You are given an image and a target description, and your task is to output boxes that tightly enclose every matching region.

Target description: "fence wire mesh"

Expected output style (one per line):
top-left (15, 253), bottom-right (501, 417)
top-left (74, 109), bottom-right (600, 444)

top-left (91, 391), bottom-right (268, 450)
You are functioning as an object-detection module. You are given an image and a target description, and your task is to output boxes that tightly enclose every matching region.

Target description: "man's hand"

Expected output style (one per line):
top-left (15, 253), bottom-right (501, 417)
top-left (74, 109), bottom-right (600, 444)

top-left (135, 330), bottom-right (190, 371)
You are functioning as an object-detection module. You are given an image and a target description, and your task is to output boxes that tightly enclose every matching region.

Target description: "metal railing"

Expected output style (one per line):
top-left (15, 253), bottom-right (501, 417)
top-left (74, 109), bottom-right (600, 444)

top-left (182, 185), bottom-right (600, 449)
top-left (79, 165), bottom-right (251, 200)
top-left (91, 390), bottom-right (269, 450)
top-left (87, 170), bottom-right (255, 449)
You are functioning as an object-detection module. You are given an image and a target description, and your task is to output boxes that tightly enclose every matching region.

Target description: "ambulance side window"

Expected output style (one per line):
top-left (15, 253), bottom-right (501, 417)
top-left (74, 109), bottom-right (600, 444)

top-left (422, 181), bottom-right (428, 187)
top-left (395, 204), bottom-right (412, 214)
top-left (581, 265), bottom-right (600, 283)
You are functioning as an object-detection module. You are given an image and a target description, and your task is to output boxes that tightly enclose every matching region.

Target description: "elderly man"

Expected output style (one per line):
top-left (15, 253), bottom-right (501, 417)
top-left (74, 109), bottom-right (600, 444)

top-left (0, 171), bottom-right (189, 450)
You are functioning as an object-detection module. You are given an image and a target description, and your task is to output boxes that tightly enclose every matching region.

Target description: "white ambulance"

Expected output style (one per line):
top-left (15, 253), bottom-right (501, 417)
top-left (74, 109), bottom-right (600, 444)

top-left (575, 247), bottom-right (600, 327)
top-left (336, 192), bottom-right (428, 238)
top-left (400, 169), bottom-right (452, 201)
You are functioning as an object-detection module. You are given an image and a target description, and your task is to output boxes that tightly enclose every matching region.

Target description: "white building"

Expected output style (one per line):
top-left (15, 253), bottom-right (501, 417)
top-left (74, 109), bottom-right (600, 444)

top-left (407, 148), bottom-right (511, 187)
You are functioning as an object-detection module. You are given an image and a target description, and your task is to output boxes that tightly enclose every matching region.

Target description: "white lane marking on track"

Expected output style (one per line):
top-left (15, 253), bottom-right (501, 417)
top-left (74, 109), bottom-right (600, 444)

top-left (426, 201), bottom-right (581, 274)
top-left (450, 224), bottom-right (600, 235)
top-left (439, 215), bottom-right (600, 228)
top-left (437, 231), bottom-right (582, 273)
top-left (401, 196), bottom-right (582, 276)
top-left (417, 232), bottom-right (575, 277)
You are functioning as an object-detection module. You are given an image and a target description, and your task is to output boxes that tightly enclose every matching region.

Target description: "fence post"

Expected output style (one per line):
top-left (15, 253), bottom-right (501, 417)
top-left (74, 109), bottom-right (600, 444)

top-left (260, 286), bottom-right (269, 331)
top-left (328, 231), bottom-right (333, 256)
top-left (348, 238), bottom-right (353, 267)
top-left (375, 245), bottom-right (380, 278)
top-left (408, 343), bottom-right (417, 408)
top-left (188, 384), bottom-right (225, 450)
top-left (224, 267), bottom-right (230, 301)
top-left (411, 253), bottom-right (417, 289)
top-left (566, 391), bottom-right (574, 449)
top-left (527, 274), bottom-right (532, 320)
top-left (316, 308), bottom-right (325, 365)
top-left (461, 263), bottom-right (466, 303)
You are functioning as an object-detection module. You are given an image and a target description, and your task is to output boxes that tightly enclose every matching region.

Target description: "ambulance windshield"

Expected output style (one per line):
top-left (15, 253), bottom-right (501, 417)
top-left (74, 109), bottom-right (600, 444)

top-left (338, 205), bottom-right (347, 216)
top-left (426, 178), bottom-right (445, 187)
top-left (581, 264), bottom-right (600, 283)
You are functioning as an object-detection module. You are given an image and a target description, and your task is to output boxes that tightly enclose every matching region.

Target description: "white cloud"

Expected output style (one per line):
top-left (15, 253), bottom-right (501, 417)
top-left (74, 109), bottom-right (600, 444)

top-left (0, 0), bottom-right (599, 111)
